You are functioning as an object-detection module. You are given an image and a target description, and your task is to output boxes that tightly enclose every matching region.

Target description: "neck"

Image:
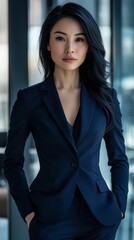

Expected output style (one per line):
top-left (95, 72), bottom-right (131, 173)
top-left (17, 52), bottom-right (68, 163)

top-left (53, 69), bottom-right (80, 90)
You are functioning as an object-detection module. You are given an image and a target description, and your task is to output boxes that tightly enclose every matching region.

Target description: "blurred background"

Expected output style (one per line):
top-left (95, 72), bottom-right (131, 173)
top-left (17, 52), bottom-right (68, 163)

top-left (0, 0), bottom-right (133, 239)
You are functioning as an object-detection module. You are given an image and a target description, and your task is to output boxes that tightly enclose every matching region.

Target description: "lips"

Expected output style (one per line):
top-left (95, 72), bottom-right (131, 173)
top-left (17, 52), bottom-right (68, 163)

top-left (62, 57), bottom-right (77, 62)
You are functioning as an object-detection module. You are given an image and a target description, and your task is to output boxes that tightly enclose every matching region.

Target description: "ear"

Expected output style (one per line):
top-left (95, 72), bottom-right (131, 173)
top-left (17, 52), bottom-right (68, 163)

top-left (47, 45), bottom-right (51, 51)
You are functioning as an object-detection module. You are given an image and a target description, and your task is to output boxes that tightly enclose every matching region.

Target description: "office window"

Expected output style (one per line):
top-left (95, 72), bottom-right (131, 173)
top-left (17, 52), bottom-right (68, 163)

top-left (114, 0), bottom-right (134, 239)
top-left (98, 0), bottom-right (111, 63)
top-left (0, 1), bottom-right (8, 240)
top-left (0, 0), bottom-right (8, 131)
top-left (28, 0), bottom-right (46, 86)
top-left (28, 0), bottom-right (48, 180)
top-left (121, 1), bottom-right (134, 239)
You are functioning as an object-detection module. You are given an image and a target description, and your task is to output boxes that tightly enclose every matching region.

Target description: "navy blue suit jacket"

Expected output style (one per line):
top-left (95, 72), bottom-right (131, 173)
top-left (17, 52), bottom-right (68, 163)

top-left (4, 76), bottom-right (129, 226)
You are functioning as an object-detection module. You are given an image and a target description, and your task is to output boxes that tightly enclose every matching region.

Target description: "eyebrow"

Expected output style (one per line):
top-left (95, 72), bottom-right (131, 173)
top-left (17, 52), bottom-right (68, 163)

top-left (53, 31), bottom-right (86, 36)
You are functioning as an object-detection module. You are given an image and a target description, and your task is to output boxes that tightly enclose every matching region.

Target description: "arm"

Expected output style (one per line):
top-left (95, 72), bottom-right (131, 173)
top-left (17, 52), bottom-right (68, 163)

top-left (104, 89), bottom-right (129, 216)
top-left (4, 90), bottom-right (34, 220)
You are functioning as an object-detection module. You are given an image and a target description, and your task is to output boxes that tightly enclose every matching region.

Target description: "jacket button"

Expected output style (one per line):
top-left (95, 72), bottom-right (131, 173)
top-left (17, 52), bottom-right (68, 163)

top-left (71, 162), bottom-right (78, 168)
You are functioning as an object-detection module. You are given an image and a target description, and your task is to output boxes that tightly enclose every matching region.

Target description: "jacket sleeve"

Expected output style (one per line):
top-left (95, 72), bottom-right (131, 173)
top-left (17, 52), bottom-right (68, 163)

top-left (104, 89), bottom-right (129, 216)
top-left (4, 90), bottom-right (34, 220)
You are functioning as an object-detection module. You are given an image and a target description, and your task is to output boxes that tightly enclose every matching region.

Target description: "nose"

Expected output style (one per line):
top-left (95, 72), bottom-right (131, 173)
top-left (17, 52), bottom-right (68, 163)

top-left (64, 49), bottom-right (74, 54)
top-left (64, 41), bottom-right (74, 54)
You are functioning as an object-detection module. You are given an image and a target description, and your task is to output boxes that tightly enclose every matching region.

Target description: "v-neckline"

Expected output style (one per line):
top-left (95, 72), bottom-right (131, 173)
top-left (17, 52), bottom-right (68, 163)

top-left (54, 84), bottom-right (81, 128)
top-left (41, 76), bottom-right (95, 148)
top-left (67, 106), bottom-right (80, 128)
top-left (67, 121), bottom-right (74, 128)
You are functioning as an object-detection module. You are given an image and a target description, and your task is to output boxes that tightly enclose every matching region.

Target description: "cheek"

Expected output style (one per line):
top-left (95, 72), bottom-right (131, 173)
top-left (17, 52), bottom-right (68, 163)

top-left (77, 44), bottom-right (88, 54)
top-left (50, 44), bottom-right (63, 59)
top-left (83, 45), bottom-right (89, 55)
top-left (79, 47), bottom-right (88, 61)
top-left (49, 46), bottom-right (59, 61)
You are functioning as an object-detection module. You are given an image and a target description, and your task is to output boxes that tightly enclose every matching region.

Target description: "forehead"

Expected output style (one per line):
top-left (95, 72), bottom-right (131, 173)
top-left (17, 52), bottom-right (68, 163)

top-left (50, 17), bottom-right (84, 34)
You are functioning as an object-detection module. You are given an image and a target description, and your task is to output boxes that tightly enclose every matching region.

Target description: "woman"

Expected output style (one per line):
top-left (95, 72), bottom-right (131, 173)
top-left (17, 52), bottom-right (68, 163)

top-left (4, 3), bottom-right (129, 240)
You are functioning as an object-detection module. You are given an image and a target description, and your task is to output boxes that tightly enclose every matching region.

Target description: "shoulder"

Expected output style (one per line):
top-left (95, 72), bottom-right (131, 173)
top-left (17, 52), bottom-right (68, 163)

top-left (105, 87), bottom-right (119, 102)
top-left (110, 88), bottom-right (119, 103)
top-left (107, 88), bottom-right (121, 116)
top-left (18, 81), bottom-right (44, 97)
top-left (17, 78), bottom-right (49, 101)
top-left (15, 81), bottom-right (46, 111)
top-left (105, 87), bottom-right (117, 95)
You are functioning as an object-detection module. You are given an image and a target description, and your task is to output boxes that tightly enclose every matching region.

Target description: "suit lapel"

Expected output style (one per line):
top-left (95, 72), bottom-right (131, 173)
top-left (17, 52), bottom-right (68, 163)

top-left (40, 76), bottom-right (76, 151)
top-left (40, 76), bottom-right (96, 151)
top-left (77, 81), bottom-right (95, 147)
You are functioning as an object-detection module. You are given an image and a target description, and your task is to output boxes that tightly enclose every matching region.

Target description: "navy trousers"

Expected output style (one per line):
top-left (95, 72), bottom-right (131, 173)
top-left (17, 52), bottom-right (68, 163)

top-left (29, 189), bottom-right (121, 240)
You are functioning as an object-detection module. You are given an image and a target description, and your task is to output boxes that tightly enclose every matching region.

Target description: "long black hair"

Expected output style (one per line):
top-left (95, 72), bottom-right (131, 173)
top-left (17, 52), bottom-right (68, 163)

top-left (39, 2), bottom-right (114, 132)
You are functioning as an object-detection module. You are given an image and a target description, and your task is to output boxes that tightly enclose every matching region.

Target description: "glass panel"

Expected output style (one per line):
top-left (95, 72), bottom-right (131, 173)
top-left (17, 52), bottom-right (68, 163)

top-left (28, 0), bottom-right (46, 86)
top-left (97, 0), bottom-right (111, 185)
top-left (98, 0), bottom-right (111, 62)
top-left (0, 0), bottom-right (8, 132)
top-left (0, 1), bottom-right (9, 240)
top-left (115, 0), bottom-right (134, 239)
top-left (28, 0), bottom-right (47, 181)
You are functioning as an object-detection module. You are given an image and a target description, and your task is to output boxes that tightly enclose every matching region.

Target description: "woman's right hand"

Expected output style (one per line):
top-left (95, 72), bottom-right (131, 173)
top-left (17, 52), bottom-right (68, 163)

top-left (25, 212), bottom-right (35, 228)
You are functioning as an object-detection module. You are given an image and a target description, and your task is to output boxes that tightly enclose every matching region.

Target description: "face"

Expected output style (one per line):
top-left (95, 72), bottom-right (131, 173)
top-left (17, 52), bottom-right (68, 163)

top-left (48, 17), bottom-right (89, 73)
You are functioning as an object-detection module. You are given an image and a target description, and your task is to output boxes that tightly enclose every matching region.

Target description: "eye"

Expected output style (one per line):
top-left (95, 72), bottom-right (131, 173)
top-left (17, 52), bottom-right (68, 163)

top-left (75, 37), bottom-right (85, 42)
top-left (55, 36), bottom-right (65, 41)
